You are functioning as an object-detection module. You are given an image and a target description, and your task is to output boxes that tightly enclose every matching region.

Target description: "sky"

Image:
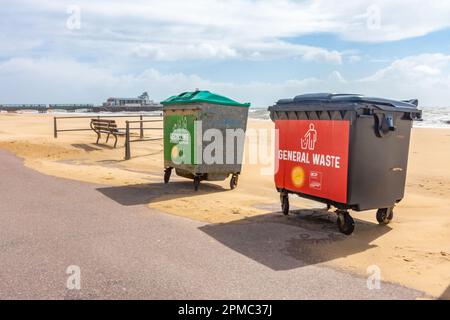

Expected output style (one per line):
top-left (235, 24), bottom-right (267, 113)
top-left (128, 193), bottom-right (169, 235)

top-left (1, 0), bottom-right (450, 107)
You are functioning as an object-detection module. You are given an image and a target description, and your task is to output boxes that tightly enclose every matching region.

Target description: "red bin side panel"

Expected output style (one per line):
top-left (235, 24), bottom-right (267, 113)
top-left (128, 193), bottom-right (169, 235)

top-left (275, 120), bottom-right (350, 204)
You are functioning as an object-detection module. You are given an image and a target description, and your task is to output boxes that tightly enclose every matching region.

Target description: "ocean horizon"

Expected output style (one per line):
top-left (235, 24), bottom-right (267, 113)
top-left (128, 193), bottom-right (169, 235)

top-left (2, 105), bottom-right (449, 128)
top-left (248, 106), bottom-right (450, 128)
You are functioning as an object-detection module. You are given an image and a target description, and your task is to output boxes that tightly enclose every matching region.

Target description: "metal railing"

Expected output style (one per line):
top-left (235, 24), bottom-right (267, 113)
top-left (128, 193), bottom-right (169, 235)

top-left (124, 120), bottom-right (163, 160)
top-left (53, 115), bottom-right (163, 160)
top-left (53, 114), bottom-right (161, 138)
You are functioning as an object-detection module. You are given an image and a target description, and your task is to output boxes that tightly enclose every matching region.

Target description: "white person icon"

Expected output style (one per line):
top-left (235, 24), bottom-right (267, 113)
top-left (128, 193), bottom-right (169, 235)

top-left (301, 123), bottom-right (317, 151)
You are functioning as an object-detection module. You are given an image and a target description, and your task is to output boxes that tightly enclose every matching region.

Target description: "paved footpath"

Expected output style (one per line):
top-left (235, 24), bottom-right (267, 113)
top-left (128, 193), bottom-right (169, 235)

top-left (0, 149), bottom-right (422, 299)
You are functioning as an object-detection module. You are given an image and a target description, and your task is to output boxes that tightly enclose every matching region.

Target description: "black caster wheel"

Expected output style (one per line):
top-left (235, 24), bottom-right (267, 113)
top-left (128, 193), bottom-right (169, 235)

top-left (336, 211), bottom-right (355, 235)
top-left (164, 168), bottom-right (172, 184)
top-left (230, 174), bottom-right (239, 190)
top-left (194, 176), bottom-right (200, 191)
top-left (376, 207), bottom-right (394, 225)
top-left (280, 193), bottom-right (289, 215)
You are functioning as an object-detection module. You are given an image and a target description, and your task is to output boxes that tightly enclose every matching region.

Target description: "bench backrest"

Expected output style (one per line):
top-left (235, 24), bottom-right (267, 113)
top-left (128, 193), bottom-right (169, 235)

top-left (90, 119), bottom-right (119, 133)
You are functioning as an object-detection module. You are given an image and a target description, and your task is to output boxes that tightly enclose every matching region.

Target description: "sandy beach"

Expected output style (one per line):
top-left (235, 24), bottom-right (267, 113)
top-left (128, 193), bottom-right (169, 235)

top-left (0, 113), bottom-right (449, 299)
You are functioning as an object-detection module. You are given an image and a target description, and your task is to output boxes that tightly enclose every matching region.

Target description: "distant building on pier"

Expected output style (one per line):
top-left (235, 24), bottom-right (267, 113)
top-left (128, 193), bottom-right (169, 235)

top-left (103, 92), bottom-right (157, 108)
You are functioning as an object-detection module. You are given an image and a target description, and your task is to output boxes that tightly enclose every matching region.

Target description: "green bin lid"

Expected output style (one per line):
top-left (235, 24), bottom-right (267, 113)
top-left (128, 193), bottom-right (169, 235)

top-left (161, 90), bottom-right (250, 107)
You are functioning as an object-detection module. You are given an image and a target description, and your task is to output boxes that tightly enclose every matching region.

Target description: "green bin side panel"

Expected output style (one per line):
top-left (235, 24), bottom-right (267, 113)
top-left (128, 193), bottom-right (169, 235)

top-left (164, 114), bottom-right (197, 166)
top-left (163, 104), bottom-right (249, 180)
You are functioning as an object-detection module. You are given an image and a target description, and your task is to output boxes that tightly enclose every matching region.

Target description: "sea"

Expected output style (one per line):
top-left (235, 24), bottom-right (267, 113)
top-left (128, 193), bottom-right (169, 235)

top-left (2, 106), bottom-right (449, 128)
top-left (249, 106), bottom-right (450, 128)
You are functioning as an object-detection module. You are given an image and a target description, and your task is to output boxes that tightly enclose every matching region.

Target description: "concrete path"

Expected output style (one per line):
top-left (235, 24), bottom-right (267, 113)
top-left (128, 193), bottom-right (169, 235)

top-left (0, 149), bottom-right (422, 299)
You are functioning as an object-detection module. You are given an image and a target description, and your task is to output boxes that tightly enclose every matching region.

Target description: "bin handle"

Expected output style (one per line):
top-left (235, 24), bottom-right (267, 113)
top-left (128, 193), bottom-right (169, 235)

top-left (374, 113), bottom-right (396, 138)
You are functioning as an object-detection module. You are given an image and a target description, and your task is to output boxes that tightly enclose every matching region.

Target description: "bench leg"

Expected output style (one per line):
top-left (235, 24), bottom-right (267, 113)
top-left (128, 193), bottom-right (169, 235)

top-left (96, 133), bottom-right (101, 144)
top-left (106, 133), bottom-right (110, 143)
top-left (114, 134), bottom-right (118, 148)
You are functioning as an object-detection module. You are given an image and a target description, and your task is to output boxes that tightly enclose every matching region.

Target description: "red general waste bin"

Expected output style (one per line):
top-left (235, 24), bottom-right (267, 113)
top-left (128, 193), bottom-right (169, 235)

top-left (269, 93), bottom-right (422, 235)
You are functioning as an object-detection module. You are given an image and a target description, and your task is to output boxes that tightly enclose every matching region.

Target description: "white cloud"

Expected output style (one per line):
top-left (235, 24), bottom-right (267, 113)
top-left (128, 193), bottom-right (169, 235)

top-left (0, 57), bottom-right (321, 106)
top-left (412, 65), bottom-right (441, 76)
top-left (129, 40), bottom-right (343, 63)
top-left (132, 43), bottom-right (238, 60)
top-left (347, 55), bottom-right (362, 63)
top-left (63, 0), bottom-right (450, 42)
top-left (308, 0), bottom-right (450, 42)
top-left (359, 53), bottom-right (450, 82)
top-left (356, 54), bottom-right (450, 105)
top-left (1, 0), bottom-right (345, 63)
top-left (1, 54), bottom-right (449, 107)
top-left (4, 0), bottom-right (450, 63)
top-left (330, 71), bottom-right (347, 84)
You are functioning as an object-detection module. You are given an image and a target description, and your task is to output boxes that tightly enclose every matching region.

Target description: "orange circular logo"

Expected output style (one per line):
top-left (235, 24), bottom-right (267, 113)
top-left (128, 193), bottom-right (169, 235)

top-left (171, 145), bottom-right (180, 160)
top-left (291, 166), bottom-right (305, 187)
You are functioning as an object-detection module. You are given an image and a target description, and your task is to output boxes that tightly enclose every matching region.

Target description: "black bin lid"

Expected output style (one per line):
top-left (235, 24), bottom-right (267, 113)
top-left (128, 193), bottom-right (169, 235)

top-left (269, 93), bottom-right (421, 113)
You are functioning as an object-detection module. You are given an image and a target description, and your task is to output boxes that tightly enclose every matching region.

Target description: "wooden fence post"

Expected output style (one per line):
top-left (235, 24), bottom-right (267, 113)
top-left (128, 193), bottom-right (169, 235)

top-left (125, 121), bottom-right (131, 160)
top-left (139, 115), bottom-right (144, 139)
top-left (54, 117), bottom-right (58, 138)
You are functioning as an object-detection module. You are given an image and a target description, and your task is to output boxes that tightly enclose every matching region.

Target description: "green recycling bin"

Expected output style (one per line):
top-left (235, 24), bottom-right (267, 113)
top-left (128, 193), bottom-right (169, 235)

top-left (161, 90), bottom-right (250, 191)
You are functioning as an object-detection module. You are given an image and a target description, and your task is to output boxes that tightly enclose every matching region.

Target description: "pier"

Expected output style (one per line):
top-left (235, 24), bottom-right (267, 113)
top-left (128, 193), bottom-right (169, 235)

top-left (0, 104), bottom-right (162, 113)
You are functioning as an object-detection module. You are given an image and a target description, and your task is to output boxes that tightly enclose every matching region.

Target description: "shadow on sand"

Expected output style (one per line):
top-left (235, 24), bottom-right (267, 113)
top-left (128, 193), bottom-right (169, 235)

top-left (200, 208), bottom-right (392, 271)
top-left (440, 284), bottom-right (450, 300)
top-left (97, 181), bottom-right (227, 206)
top-left (71, 143), bottom-right (103, 152)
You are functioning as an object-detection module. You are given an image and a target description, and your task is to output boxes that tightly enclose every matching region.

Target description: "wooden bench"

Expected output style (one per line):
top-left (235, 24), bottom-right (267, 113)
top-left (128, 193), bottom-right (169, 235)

top-left (90, 119), bottom-right (125, 148)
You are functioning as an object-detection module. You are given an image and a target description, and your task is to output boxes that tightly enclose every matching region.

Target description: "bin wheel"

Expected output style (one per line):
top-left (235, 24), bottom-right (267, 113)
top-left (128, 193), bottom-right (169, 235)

top-left (280, 193), bottom-right (289, 215)
top-left (336, 211), bottom-right (355, 235)
top-left (194, 176), bottom-right (200, 191)
top-left (230, 174), bottom-right (239, 190)
top-left (164, 168), bottom-right (172, 184)
top-left (376, 207), bottom-right (394, 225)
